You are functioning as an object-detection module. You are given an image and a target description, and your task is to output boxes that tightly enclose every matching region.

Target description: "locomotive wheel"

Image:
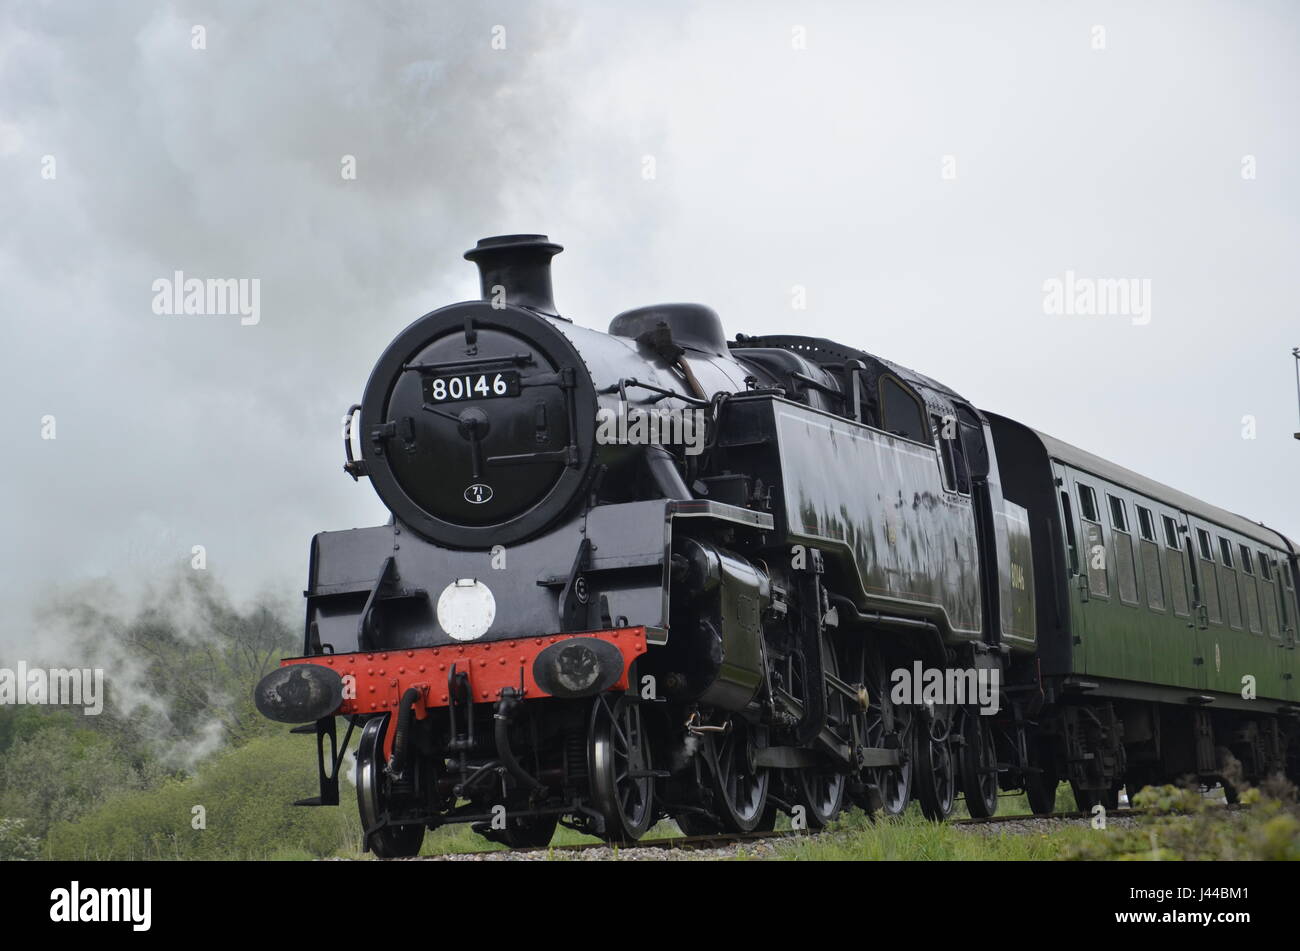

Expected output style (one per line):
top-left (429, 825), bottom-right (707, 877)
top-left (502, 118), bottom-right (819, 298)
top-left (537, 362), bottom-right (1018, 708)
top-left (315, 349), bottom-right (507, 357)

top-left (958, 711), bottom-right (999, 819)
top-left (589, 695), bottom-right (655, 844)
top-left (793, 634), bottom-right (847, 828)
top-left (915, 710), bottom-right (955, 821)
top-left (861, 648), bottom-right (914, 816)
top-left (796, 762), bottom-right (847, 829)
top-left (879, 704), bottom-right (915, 817)
top-left (709, 716), bottom-right (771, 833)
top-left (356, 716), bottom-right (426, 858)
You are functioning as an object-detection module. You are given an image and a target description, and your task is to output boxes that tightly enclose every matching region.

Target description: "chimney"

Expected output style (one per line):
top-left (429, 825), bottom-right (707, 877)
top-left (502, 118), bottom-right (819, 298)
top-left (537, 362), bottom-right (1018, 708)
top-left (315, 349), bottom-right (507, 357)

top-left (464, 234), bottom-right (564, 318)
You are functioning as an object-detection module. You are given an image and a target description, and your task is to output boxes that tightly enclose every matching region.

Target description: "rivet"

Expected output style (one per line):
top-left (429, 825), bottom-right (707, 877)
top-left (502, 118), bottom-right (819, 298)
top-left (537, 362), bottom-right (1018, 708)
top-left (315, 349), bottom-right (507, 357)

top-left (406, 651), bottom-right (414, 658)
top-left (419, 665), bottom-right (426, 673)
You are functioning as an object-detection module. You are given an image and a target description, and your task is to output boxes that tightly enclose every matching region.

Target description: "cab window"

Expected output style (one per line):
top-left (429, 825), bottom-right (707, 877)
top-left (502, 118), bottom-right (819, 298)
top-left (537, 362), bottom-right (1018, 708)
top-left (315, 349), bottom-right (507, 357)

top-left (879, 376), bottom-right (928, 443)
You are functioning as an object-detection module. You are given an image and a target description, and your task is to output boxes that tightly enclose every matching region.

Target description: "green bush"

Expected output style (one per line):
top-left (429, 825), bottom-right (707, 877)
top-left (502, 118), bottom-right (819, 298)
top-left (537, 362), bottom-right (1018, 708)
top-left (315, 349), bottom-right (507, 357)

top-left (1065, 778), bottom-right (1300, 861)
top-left (0, 726), bottom-right (160, 838)
top-left (0, 817), bottom-right (41, 860)
top-left (46, 732), bottom-right (357, 860)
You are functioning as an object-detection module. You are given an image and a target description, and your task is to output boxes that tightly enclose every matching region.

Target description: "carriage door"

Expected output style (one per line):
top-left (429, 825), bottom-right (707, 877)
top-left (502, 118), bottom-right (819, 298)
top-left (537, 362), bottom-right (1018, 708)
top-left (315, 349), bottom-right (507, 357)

top-left (1172, 512), bottom-right (1209, 692)
top-left (1054, 463), bottom-right (1091, 671)
top-left (1184, 514), bottom-right (1222, 693)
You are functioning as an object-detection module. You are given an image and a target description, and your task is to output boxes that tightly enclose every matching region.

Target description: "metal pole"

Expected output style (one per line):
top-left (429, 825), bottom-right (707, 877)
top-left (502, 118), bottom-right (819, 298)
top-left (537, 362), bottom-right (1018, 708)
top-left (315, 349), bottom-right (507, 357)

top-left (1293, 347), bottom-right (1300, 440)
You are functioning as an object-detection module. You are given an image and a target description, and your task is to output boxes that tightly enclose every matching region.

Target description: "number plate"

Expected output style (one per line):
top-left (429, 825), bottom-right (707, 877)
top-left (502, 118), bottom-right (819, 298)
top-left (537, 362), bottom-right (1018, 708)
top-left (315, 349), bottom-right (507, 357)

top-left (423, 370), bottom-right (521, 404)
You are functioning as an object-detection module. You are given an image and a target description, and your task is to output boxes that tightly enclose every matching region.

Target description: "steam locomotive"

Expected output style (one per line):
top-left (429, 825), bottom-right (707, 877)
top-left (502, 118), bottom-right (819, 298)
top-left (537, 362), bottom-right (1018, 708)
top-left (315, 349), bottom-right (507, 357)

top-left (255, 235), bottom-right (1300, 855)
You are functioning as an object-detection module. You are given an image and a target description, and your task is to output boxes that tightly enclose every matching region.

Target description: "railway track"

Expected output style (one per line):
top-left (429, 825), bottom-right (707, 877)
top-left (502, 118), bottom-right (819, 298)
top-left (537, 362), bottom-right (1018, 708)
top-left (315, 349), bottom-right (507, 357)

top-left (950, 808), bottom-right (1138, 825)
top-left (448, 828), bottom-right (804, 858)
top-left (416, 808), bottom-right (1145, 859)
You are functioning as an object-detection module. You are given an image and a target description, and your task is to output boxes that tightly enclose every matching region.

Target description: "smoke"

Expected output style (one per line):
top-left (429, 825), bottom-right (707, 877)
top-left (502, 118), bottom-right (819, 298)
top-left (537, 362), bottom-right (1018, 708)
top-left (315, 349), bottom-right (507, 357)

top-left (0, 0), bottom-right (673, 654)
top-left (670, 732), bottom-right (701, 773)
top-left (6, 0), bottom-right (1295, 666)
top-left (22, 566), bottom-right (298, 769)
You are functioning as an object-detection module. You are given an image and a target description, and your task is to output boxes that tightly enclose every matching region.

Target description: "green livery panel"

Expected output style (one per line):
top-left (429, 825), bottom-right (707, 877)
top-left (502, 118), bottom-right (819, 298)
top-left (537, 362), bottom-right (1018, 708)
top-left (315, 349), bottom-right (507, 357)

top-left (988, 412), bottom-right (1299, 705)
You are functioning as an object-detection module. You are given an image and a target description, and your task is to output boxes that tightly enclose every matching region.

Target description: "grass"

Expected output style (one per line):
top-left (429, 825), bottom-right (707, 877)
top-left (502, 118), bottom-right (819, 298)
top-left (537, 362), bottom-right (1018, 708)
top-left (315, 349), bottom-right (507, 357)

top-left (773, 801), bottom-right (1095, 862)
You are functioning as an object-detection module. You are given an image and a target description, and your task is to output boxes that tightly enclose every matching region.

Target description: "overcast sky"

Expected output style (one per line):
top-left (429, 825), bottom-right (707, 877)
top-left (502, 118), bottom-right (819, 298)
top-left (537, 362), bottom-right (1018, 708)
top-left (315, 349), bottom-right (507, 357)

top-left (2, 0), bottom-right (1297, 652)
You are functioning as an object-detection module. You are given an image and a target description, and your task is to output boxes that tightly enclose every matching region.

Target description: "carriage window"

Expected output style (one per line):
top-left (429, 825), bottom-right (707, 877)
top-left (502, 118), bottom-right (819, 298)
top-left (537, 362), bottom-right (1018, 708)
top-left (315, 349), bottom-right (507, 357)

top-left (879, 377), bottom-right (928, 443)
top-left (1162, 515), bottom-right (1180, 549)
top-left (1077, 484), bottom-right (1099, 522)
top-left (1061, 491), bottom-right (1079, 574)
top-left (1137, 506), bottom-right (1156, 542)
top-left (1196, 529), bottom-right (1223, 625)
top-left (1239, 546), bottom-right (1254, 575)
top-left (1107, 495), bottom-right (1138, 604)
top-left (1258, 555), bottom-right (1280, 638)
top-left (1217, 537), bottom-right (1242, 630)
top-left (1218, 537), bottom-right (1235, 568)
top-left (1237, 545), bottom-right (1262, 633)
top-left (1166, 537), bottom-right (1191, 617)
top-left (1139, 530), bottom-right (1165, 611)
top-left (1076, 482), bottom-right (1109, 598)
top-left (1197, 529), bottom-right (1214, 562)
top-left (1107, 495), bottom-right (1128, 532)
